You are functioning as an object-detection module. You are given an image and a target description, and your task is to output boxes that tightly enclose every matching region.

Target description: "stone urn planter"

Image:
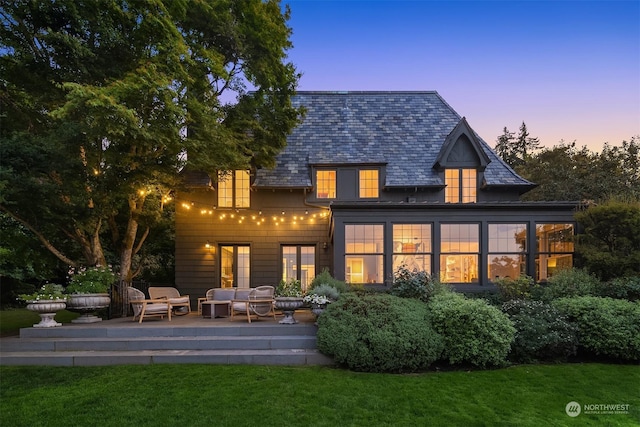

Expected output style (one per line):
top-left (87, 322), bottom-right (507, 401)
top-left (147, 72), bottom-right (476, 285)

top-left (274, 297), bottom-right (304, 324)
top-left (66, 293), bottom-right (111, 323)
top-left (311, 303), bottom-right (327, 318)
top-left (26, 300), bottom-right (67, 328)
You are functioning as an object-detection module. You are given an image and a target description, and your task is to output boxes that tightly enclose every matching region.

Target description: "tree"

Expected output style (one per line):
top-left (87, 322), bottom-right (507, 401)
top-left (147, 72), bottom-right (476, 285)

top-left (494, 127), bottom-right (517, 167)
top-left (517, 138), bottom-right (640, 202)
top-left (0, 0), bottom-right (302, 315)
top-left (574, 199), bottom-right (640, 280)
top-left (494, 122), bottom-right (540, 168)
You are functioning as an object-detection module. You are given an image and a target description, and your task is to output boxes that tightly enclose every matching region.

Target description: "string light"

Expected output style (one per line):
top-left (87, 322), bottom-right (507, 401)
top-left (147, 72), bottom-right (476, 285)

top-left (174, 197), bottom-right (330, 226)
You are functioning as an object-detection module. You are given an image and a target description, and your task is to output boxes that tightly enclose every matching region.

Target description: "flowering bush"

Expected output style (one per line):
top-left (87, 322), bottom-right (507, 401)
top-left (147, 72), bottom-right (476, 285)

top-left (502, 299), bottom-right (578, 363)
top-left (66, 265), bottom-right (117, 294)
top-left (18, 284), bottom-right (66, 302)
top-left (275, 279), bottom-right (303, 297)
top-left (303, 294), bottom-right (331, 305)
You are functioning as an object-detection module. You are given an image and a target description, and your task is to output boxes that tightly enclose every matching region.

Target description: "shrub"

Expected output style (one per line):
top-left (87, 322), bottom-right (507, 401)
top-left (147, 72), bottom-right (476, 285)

top-left (316, 293), bottom-right (444, 373)
top-left (537, 268), bottom-right (600, 302)
top-left (598, 276), bottom-right (640, 301)
top-left (309, 268), bottom-right (350, 294)
top-left (493, 275), bottom-right (538, 301)
top-left (390, 265), bottom-right (450, 303)
top-left (429, 293), bottom-right (515, 367)
top-left (502, 299), bottom-right (578, 363)
top-left (552, 296), bottom-right (640, 361)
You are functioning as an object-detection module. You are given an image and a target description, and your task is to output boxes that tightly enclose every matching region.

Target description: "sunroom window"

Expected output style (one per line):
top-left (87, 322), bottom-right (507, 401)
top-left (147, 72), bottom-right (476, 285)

top-left (488, 223), bottom-right (527, 280)
top-left (345, 224), bottom-right (384, 284)
top-left (536, 223), bottom-right (574, 281)
top-left (440, 223), bottom-right (479, 283)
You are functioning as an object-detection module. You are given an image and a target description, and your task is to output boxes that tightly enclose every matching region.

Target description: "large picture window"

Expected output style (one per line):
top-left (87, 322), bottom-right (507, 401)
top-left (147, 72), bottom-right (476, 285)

top-left (282, 245), bottom-right (316, 291)
top-left (218, 170), bottom-right (250, 208)
top-left (316, 170), bottom-right (336, 199)
top-left (445, 169), bottom-right (476, 203)
top-left (440, 223), bottom-right (479, 283)
top-left (536, 223), bottom-right (574, 281)
top-left (488, 223), bottom-right (527, 280)
top-left (392, 224), bottom-right (432, 274)
top-left (220, 245), bottom-right (250, 288)
top-left (345, 224), bottom-right (384, 284)
top-left (359, 169), bottom-right (379, 198)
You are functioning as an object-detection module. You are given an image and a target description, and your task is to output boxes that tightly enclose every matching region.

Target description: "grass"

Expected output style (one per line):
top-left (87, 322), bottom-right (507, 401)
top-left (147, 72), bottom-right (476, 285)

top-left (0, 364), bottom-right (638, 426)
top-left (0, 308), bottom-right (79, 336)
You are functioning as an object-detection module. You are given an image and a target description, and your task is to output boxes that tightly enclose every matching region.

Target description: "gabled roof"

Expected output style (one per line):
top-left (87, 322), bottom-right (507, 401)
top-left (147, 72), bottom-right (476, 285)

top-left (253, 91), bottom-right (533, 189)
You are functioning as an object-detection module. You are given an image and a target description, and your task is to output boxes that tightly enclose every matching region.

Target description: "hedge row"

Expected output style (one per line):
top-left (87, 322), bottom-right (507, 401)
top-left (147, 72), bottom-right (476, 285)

top-left (317, 290), bottom-right (640, 372)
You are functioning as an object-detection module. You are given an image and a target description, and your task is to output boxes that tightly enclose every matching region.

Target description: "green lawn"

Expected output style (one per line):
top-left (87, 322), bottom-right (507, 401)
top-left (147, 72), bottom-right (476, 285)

top-left (0, 308), bottom-right (79, 336)
top-left (1, 364), bottom-right (638, 426)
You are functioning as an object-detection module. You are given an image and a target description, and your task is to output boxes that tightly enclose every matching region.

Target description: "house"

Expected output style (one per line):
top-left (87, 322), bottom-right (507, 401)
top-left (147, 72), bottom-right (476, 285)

top-left (175, 91), bottom-right (577, 300)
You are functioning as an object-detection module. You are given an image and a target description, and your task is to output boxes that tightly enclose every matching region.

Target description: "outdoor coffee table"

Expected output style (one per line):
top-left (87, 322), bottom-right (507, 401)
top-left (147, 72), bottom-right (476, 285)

top-left (201, 300), bottom-right (231, 318)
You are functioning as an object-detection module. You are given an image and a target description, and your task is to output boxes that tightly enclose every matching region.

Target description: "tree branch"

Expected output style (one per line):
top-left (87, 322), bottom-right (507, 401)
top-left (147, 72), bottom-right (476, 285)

top-left (0, 205), bottom-right (77, 267)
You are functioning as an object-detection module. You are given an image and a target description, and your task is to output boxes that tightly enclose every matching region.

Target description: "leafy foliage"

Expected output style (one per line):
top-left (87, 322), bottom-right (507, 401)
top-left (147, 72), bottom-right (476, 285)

top-left (429, 293), bottom-right (515, 367)
top-left (536, 268), bottom-right (600, 302)
top-left (493, 275), bottom-right (538, 301)
top-left (574, 199), bottom-right (640, 280)
top-left (308, 267), bottom-right (350, 294)
top-left (390, 265), bottom-right (450, 303)
top-left (275, 279), bottom-right (303, 297)
top-left (0, 0), bottom-right (302, 305)
top-left (18, 284), bottom-right (66, 302)
top-left (553, 296), bottom-right (640, 361)
top-left (316, 293), bottom-right (444, 372)
top-left (502, 299), bottom-right (577, 363)
top-left (515, 138), bottom-right (640, 202)
top-left (599, 276), bottom-right (640, 301)
top-left (66, 266), bottom-right (117, 294)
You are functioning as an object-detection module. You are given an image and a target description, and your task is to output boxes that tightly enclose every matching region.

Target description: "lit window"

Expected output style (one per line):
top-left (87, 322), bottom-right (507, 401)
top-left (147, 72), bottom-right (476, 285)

top-left (392, 224), bottom-right (432, 274)
top-left (345, 224), bottom-right (384, 284)
top-left (282, 246), bottom-right (316, 292)
top-left (445, 169), bottom-right (476, 203)
top-left (440, 224), bottom-right (479, 283)
top-left (488, 223), bottom-right (527, 280)
top-left (536, 224), bottom-right (574, 281)
top-left (359, 169), bottom-right (379, 198)
top-left (218, 170), bottom-right (250, 208)
top-left (316, 170), bottom-right (336, 199)
top-left (220, 245), bottom-right (250, 288)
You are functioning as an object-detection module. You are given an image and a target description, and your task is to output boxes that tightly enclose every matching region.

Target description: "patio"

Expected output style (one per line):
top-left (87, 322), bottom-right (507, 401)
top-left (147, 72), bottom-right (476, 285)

top-left (0, 309), bottom-right (332, 367)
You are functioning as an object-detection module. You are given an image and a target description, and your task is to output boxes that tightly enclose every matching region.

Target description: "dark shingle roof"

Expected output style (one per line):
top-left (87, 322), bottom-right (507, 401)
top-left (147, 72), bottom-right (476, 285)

top-left (254, 91), bottom-right (533, 188)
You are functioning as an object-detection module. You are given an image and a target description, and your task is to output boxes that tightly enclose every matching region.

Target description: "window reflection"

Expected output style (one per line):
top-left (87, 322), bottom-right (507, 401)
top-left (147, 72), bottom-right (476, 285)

top-left (440, 224), bottom-right (479, 283)
top-left (345, 224), bottom-right (384, 284)
top-left (536, 223), bottom-right (574, 281)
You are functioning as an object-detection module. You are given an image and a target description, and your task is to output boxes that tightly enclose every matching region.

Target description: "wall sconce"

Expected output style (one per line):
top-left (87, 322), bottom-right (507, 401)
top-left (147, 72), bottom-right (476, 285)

top-left (322, 242), bottom-right (328, 250)
top-left (205, 241), bottom-right (212, 252)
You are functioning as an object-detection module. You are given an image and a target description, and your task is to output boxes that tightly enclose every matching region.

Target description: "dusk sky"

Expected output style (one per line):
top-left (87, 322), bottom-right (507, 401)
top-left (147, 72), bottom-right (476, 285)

top-left (283, 1), bottom-right (640, 151)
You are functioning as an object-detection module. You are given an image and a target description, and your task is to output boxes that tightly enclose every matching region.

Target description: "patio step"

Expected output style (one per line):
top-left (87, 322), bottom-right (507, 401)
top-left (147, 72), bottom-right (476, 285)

top-left (0, 316), bottom-right (333, 367)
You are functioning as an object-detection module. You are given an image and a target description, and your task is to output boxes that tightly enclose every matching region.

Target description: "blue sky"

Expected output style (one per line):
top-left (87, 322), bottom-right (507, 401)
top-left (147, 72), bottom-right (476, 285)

top-left (283, 0), bottom-right (640, 151)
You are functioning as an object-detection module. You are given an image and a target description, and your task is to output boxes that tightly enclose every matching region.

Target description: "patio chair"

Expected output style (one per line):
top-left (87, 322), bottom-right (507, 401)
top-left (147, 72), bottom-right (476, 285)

top-left (230, 286), bottom-right (276, 323)
top-left (127, 287), bottom-right (172, 323)
top-left (148, 286), bottom-right (191, 315)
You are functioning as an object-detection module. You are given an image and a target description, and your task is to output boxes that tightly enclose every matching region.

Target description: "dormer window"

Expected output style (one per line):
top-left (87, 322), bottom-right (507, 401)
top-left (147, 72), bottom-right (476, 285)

top-left (359, 169), bottom-right (379, 198)
top-left (445, 169), bottom-right (476, 203)
top-left (218, 170), bottom-right (250, 208)
top-left (316, 170), bottom-right (336, 199)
